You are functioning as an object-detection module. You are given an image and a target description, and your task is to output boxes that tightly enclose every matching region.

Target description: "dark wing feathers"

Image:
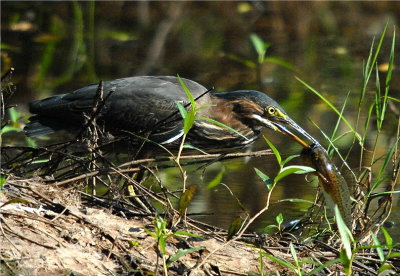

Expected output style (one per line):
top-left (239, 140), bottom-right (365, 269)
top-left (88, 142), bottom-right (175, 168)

top-left (25, 76), bottom-right (209, 139)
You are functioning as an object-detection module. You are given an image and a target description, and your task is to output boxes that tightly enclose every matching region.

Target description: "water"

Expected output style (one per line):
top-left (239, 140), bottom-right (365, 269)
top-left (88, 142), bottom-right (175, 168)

top-left (2, 2), bottom-right (399, 239)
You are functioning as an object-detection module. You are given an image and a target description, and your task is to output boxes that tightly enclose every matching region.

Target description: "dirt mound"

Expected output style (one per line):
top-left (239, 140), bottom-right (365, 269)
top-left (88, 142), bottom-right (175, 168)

top-left (0, 180), bottom-right (289, 275)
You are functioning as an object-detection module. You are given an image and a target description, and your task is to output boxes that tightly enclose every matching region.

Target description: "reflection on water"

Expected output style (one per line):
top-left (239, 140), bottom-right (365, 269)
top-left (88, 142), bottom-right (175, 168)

top-left (2, 2), bottom-right (399, 239)
top-left (186, 152), bottom-right (319, 231)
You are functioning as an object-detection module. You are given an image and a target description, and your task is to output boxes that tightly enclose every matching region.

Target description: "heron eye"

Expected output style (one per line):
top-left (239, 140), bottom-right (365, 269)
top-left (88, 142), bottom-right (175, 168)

top-left (267, 106), bottom-right (276, 115)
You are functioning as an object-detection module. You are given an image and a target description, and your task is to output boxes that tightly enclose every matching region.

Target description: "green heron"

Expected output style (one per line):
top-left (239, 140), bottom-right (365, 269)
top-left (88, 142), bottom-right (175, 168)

top-left (25, 76), bottom-right (317, 151)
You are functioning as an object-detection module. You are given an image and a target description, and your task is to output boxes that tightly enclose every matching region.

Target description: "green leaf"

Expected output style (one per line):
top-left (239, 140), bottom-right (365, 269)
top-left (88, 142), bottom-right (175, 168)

top-left (178, 186), bottom-right (197, 215)
top-left (254, 168), bottom-right (273, 190)
top-left (0, 198), bottom-right (30, 209)
top-left (388, 96), bottom-right (400, 102)
top-left (375, 65), bottom-right (382, 130)
top-left (250, 33), bottom-right (270, 64)
top-left (207, 167), bottom-right (225, 189)
top-left (381, 227), bottom-right (393, 247)
top-left (31, 159), bottom-right (50, 164)
top-left (335, 205), bottom-right (354, 260)
top-left (276, 213), bottom-right (284, 225)
top-left (1, 42), bottom-right (19, 51)
top-left (261, 225), bottom-right (278, 233)
top-left (387, 252), bottom-right (400, 258)
top-left (173, 231), bottom-right (203, 239)
top-left (144, 227), bottom-right (157, 239)
top-left (274, 165), bottom-right (315, 183)
top-left (128, 240), bottom-right (139, 247)
top-left (0, 126), bottom-right (21, 134)
top-left (176, 102), bottom-right (187, 119)
top-left (289, 243), bottom-right (299, 268)
top-left (277, 198), bottom-right (315, 204)
top-left (227, 216), bottom-right (245, 240)
top-left (371, 232), bottom-right (385, 262)
top-left (370, 139), bottom-right (399, 193)
top-left (0, 176), bottom-right (6, 188)
top-left (281, 154), bottom-right (300, 167)
top-left (378, 27), bottom-right (395, 129)
top-left (362, 103), bottom-right (375, 145)
top-left (378, 264), bottom-right (397, 275)
top-left (222, 52), bottom-right (256, 69)
top-left (305, 258), bottom-right (341, 276)
top-left (361, 23), bottom-right (388, 106)
top-left (340, 249), bottom-right (352, 275)
top-left (177, 74), bottom-right (198, 135)
top-left (182, 144), bottom-right (209, 154)
top-left (183, 109), bottom-right (196, 134)
top-left (328, 91), bottom-right (350, 152)
top-left (371, 190), bottom-right (400, 196)
top-left (100, 30), bottom-right (137, 42)
top-left (262, 252), bottom-right (297, 271)
top-left (167, 247), bottom-right (204, 265)
top-left (177, 74), bottom-right (197, 110)
top-left (26, 137), bottom-right (38, 148)
top-left (158, 236), bottom-right (167, 255)
top-left (264, 56), bottom-right (297, 72)
top-left (8, 107), bottom-right (20, 123)
top-left (263, 136), bottom-right (281, 165)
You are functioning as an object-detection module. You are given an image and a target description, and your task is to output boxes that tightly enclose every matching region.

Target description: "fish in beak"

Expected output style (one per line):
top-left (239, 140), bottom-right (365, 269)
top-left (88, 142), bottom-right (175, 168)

top-left (272, 117), bottom-right (319, 148)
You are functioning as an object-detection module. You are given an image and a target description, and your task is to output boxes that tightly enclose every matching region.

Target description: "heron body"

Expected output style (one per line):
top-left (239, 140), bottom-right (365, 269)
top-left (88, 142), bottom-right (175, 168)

top-left (25, 76), bottom-right (316, 151)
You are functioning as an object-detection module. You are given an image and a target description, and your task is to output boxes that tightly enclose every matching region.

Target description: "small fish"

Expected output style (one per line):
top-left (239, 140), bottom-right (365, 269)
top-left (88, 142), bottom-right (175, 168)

top-left (301, 144), bottom-right (352, 229)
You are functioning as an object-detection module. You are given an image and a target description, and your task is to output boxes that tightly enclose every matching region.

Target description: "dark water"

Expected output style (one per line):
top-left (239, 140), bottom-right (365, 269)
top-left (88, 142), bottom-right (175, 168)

top-left (2, 2), bottom-right (399, 238)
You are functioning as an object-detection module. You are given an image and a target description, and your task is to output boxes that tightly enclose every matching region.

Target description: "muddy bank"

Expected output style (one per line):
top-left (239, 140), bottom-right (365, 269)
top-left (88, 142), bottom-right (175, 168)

top-left (1, 179), bottom-right (296, 276)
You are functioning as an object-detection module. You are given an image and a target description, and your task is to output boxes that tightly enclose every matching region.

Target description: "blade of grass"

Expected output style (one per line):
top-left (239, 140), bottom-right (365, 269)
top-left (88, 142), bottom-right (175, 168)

top-left (388, 96), bottom-right (400, 102)
top-left (177, 74), bottom-right (197, 110)
top-left (289, 243), bottom-right (301, 274)
top-left (371, 232), bottom-right (385, 262)
top-left (207, 167), bottom-right (225, 189)
top-left (361, 23), bottom-right (388, 103)
top-left (281, 154), bottom-right (300, 167)
top-left (176, 102), bottom-right (187, 119)
top-left (375, 64), bottom-right (382, 131)
top-left (361, 103), bottom-right (375, 147)
top-left (274, 165), bottom-right (315, 183)
top-left (335, 205), bottom-right (354, 260)
top-left (183, 110), bottom-right (195, 134)
top-left (277, 198), bottom-right (315, 204)
top-left (254, 168), bottom-right (273, 190)
top-left (369, 139), bottom-right (399, 194)
top-left (263, 136), bottom-right (281, 165)
top-left (167, 247), bottom-right (204, 265)
top-left (305, 258), bottom-right (341, 276)
top-left (309, 119), bottom-right (355, 174)
top-left (328, 91), bottom-right (350, 152)
top-left (356, 23), bottom-right (388, 145)
top-left (222, 52), bottom-right (256, 69)
top-left (380, 227), bottom-right (393, 247)
top-left (296, 77), bottom-right (361, 142)
top-left (262, 252), bottom-right (297, 271)
top-left (250, 33), bottom-right (270, 64)
top-left (265, 56), bottom-right (298, 72)
top-left (378, 28), bottom-right (396, 129)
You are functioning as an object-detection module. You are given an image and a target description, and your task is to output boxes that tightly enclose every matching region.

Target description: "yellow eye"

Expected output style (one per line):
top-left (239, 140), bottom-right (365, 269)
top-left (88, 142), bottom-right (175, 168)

top-left (267, 106), bottom-right (276, 115)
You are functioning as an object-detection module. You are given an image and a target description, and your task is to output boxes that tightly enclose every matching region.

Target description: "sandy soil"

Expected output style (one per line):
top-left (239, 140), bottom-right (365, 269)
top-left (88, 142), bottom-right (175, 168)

top-left (0, 180), bottom-right (292, 276)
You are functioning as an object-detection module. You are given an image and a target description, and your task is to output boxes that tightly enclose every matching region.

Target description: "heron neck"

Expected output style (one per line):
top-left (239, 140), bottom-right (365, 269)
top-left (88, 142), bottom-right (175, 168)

top-left (189, 94), bottom-right (260, 147)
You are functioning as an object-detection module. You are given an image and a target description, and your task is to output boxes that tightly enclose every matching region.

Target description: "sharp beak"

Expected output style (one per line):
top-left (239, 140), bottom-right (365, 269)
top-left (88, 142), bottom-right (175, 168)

top-left (252, 114), bottom-right (319, 148)
top-left (273, 118), bottom-right (319, 148)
